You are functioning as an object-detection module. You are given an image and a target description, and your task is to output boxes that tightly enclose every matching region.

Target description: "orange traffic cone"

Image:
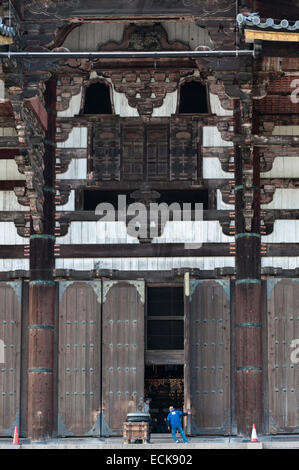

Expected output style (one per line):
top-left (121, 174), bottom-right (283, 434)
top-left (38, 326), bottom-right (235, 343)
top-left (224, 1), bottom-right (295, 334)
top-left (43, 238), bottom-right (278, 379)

top-left (251, 424), bottom-right (258, 442)
top-left (12, 426), bottom-right (19, 445)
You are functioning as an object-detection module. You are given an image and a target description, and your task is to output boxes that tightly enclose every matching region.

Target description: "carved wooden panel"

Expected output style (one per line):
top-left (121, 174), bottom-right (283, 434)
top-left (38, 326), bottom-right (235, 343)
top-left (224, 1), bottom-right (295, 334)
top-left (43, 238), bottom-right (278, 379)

top-left (92, 118), bottom-right (121, 181)
top-left (146, 122), bottom-right (169, 181)
top-left (122, 120), bottom-right (145, 181)
top-left (170, 118), bottom-right (199, 181)
top-left (91, 117), bottom-right (201, 183)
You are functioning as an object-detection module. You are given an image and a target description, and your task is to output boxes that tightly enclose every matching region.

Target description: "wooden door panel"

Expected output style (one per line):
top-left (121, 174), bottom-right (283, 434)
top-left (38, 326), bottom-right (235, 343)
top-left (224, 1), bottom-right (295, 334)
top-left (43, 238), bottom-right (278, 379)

top-left (0, 281), bottom-right (22, 436)
top-left (58, 281), bottom-right (101, 436)
top-left (102, 280), bottom-right (145, 435)
top-left (187, 279), bottom-right (231, 435)
top-left (267, 279), bottom-right (299, 433)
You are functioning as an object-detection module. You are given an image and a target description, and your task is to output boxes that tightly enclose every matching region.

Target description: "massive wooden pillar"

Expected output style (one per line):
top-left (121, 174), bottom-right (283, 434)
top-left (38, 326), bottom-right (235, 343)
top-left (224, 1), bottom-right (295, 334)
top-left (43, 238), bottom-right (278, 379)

top-left (27, 78), bottom-right (57, 440)
top-left (234, 82), bottom-right (263, 436)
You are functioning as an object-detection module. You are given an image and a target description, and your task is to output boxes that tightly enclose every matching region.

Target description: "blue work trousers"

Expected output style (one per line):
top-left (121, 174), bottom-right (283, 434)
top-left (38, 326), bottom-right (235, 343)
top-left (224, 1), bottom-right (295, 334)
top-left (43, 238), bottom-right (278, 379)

top-left (171, 425), bottom-right (188, 443)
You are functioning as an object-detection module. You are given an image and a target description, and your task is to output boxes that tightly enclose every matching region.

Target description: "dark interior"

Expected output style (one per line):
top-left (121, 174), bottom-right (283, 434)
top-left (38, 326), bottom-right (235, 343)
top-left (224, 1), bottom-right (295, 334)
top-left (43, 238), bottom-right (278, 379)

top-left (144, 365), bottom-right (184, 433)
top-left (179, 81), bottom-right (209, 114)
top-left (147, 320), bottom-right (184, 350)
top-left (83, 189), bottom-right (209, 210)
top-left (83, 82), bottom-right (112, 114)
top-left (147, 287), bottom-right (183, 316)
top-left (147, 286), bottom-right (184, 350)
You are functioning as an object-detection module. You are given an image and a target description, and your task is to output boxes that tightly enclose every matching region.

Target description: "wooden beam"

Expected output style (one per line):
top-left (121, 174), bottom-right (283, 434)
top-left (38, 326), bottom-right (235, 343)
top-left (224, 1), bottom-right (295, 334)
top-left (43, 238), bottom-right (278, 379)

top-left (0, 149), bottom-right (19, 159)
top-left (57, 243), bottom-right (232, 258)
top-left (26, 96), bottom-right (48, 132)
top-left (0, 137), bottom-right (19, 148)
top-left (260, 42), bottom-right (299, 58)
top-left (0, 36), bottom-right (13, 45)
top-left (0, 180), bottom-right (25, 190)
top-left (0, 212), bottom-right (28, 221)
top-left (3, 243), bottom-right (299, 259)
top-left (0, 246), bottom-right (25, 257)
top-left (57, 209), bottom-right (230, 222)
top-left (245, 29), bottom-right (299, 43)
top-left (145, 350), bottom-right (184, 365)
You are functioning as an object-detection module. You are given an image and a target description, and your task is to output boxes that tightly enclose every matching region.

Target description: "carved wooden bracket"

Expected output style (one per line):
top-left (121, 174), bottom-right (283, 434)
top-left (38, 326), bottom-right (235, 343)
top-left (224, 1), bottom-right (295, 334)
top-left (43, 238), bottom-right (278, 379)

top-left (8, 83), bottom-right (46, 233)
top-left (110, 69), bottom-right (194, 116)
top-left (54, 183), bottom-right (72, 207)
top-left (56, 75), bottom-right (83, 113)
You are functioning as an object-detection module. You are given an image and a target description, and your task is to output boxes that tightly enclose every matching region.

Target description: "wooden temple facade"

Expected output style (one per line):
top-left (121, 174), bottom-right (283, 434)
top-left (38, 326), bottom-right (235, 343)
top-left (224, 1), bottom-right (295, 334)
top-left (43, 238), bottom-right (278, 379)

top-left (0, 0), bottom-right (299, 440)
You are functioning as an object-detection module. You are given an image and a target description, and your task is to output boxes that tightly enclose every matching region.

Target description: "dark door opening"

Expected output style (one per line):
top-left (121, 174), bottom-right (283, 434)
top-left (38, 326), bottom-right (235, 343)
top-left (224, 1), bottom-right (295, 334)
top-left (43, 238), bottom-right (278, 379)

top-left (144, 365), bottom-right (184, 433)
top-left (145, 286), bottom-right (185, 433)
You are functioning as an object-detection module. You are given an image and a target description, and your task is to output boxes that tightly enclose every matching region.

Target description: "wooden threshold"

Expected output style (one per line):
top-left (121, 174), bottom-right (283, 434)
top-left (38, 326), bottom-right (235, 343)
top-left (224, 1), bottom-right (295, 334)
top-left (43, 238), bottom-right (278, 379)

top-left (145, 349), bottom-right (184, 365)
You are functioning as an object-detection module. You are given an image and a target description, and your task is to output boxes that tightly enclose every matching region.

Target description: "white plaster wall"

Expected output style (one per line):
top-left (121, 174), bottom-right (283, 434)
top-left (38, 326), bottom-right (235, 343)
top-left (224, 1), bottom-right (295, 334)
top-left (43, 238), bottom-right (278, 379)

top-left (57, 91), bottom-right (82, 117)
top-left (261, 189), bottom-right (299, 209)
top-left (62, 22), bottom-right (213, 52)
top-left (56, 159), bottom-right (87, 180)
top-left (262, 220), bottom-right (299, 243)
top-left (203, 127), bottom-right (233, 147)
top-left (56, 190), bottom-right (75, 211)
top-left (57, 220), bottom-right (233, 245)
top-left (57, 127), bottom-right (88, 148)
top-left (216, 189), bottom-right (234, 210)
top-left (203, 158), bottom-right (231, 179)
top-left (262, 258), bottom-right (299, 269)
top-left (209, 93), bottom-right (233, 117)
top-left (62, 23), bottom-right (127, 51)
top-left (0, 191), bottom-right (27, 211)
top-left (0, 259), bottom-right (29, 271)
top-left (272, 125), bottom-right (299, 135)
top-left (261, 157), bottom-right (299, 178)
top-left (0, 79), bottom-right (5, 100)
top-left (0, 222), bottom-right (27, 244)
top-left (0, 160), bottom-right (25, 180)
top-left (55, 256), bottom-right (235, 271)
top-left (152, 91), bottom-right (177, 117)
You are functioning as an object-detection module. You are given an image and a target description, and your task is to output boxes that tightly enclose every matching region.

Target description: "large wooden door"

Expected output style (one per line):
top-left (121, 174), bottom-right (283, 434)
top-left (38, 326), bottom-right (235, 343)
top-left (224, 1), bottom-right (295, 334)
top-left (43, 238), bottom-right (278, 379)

top-left (267, 279), bottom-right (299, 433)
top-left (186, 279), bottom-right (231, 435)
top-left (58, 281), bottom-right (101, 436)
top-left (0, 281), bottom-right (22, 436)
top-left (102, 280), bottom-right (145, 435)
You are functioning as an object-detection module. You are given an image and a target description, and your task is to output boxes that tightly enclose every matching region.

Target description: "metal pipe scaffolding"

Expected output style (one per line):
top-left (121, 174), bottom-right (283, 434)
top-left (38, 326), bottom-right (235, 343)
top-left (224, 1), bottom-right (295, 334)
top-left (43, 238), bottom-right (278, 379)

top-left (0, 49), bottom-right (254, 59)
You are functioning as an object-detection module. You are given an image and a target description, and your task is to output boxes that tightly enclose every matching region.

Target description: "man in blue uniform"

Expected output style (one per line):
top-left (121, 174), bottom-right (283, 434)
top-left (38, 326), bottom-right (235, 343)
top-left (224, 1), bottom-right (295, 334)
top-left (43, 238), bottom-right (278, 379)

top-left (166, 406), bottom-right (191, 443)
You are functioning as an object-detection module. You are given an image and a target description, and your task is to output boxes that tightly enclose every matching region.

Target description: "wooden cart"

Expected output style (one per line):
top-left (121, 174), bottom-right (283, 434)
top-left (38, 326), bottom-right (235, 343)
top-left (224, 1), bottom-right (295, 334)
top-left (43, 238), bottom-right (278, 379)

top-left (123, 421), bottom-right (150, 444)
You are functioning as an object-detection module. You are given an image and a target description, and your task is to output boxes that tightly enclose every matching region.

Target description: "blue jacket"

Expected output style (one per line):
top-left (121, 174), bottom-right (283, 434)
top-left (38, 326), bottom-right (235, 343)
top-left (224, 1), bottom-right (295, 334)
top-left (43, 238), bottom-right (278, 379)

top-left (166, 410), bottom-right (185, 428)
